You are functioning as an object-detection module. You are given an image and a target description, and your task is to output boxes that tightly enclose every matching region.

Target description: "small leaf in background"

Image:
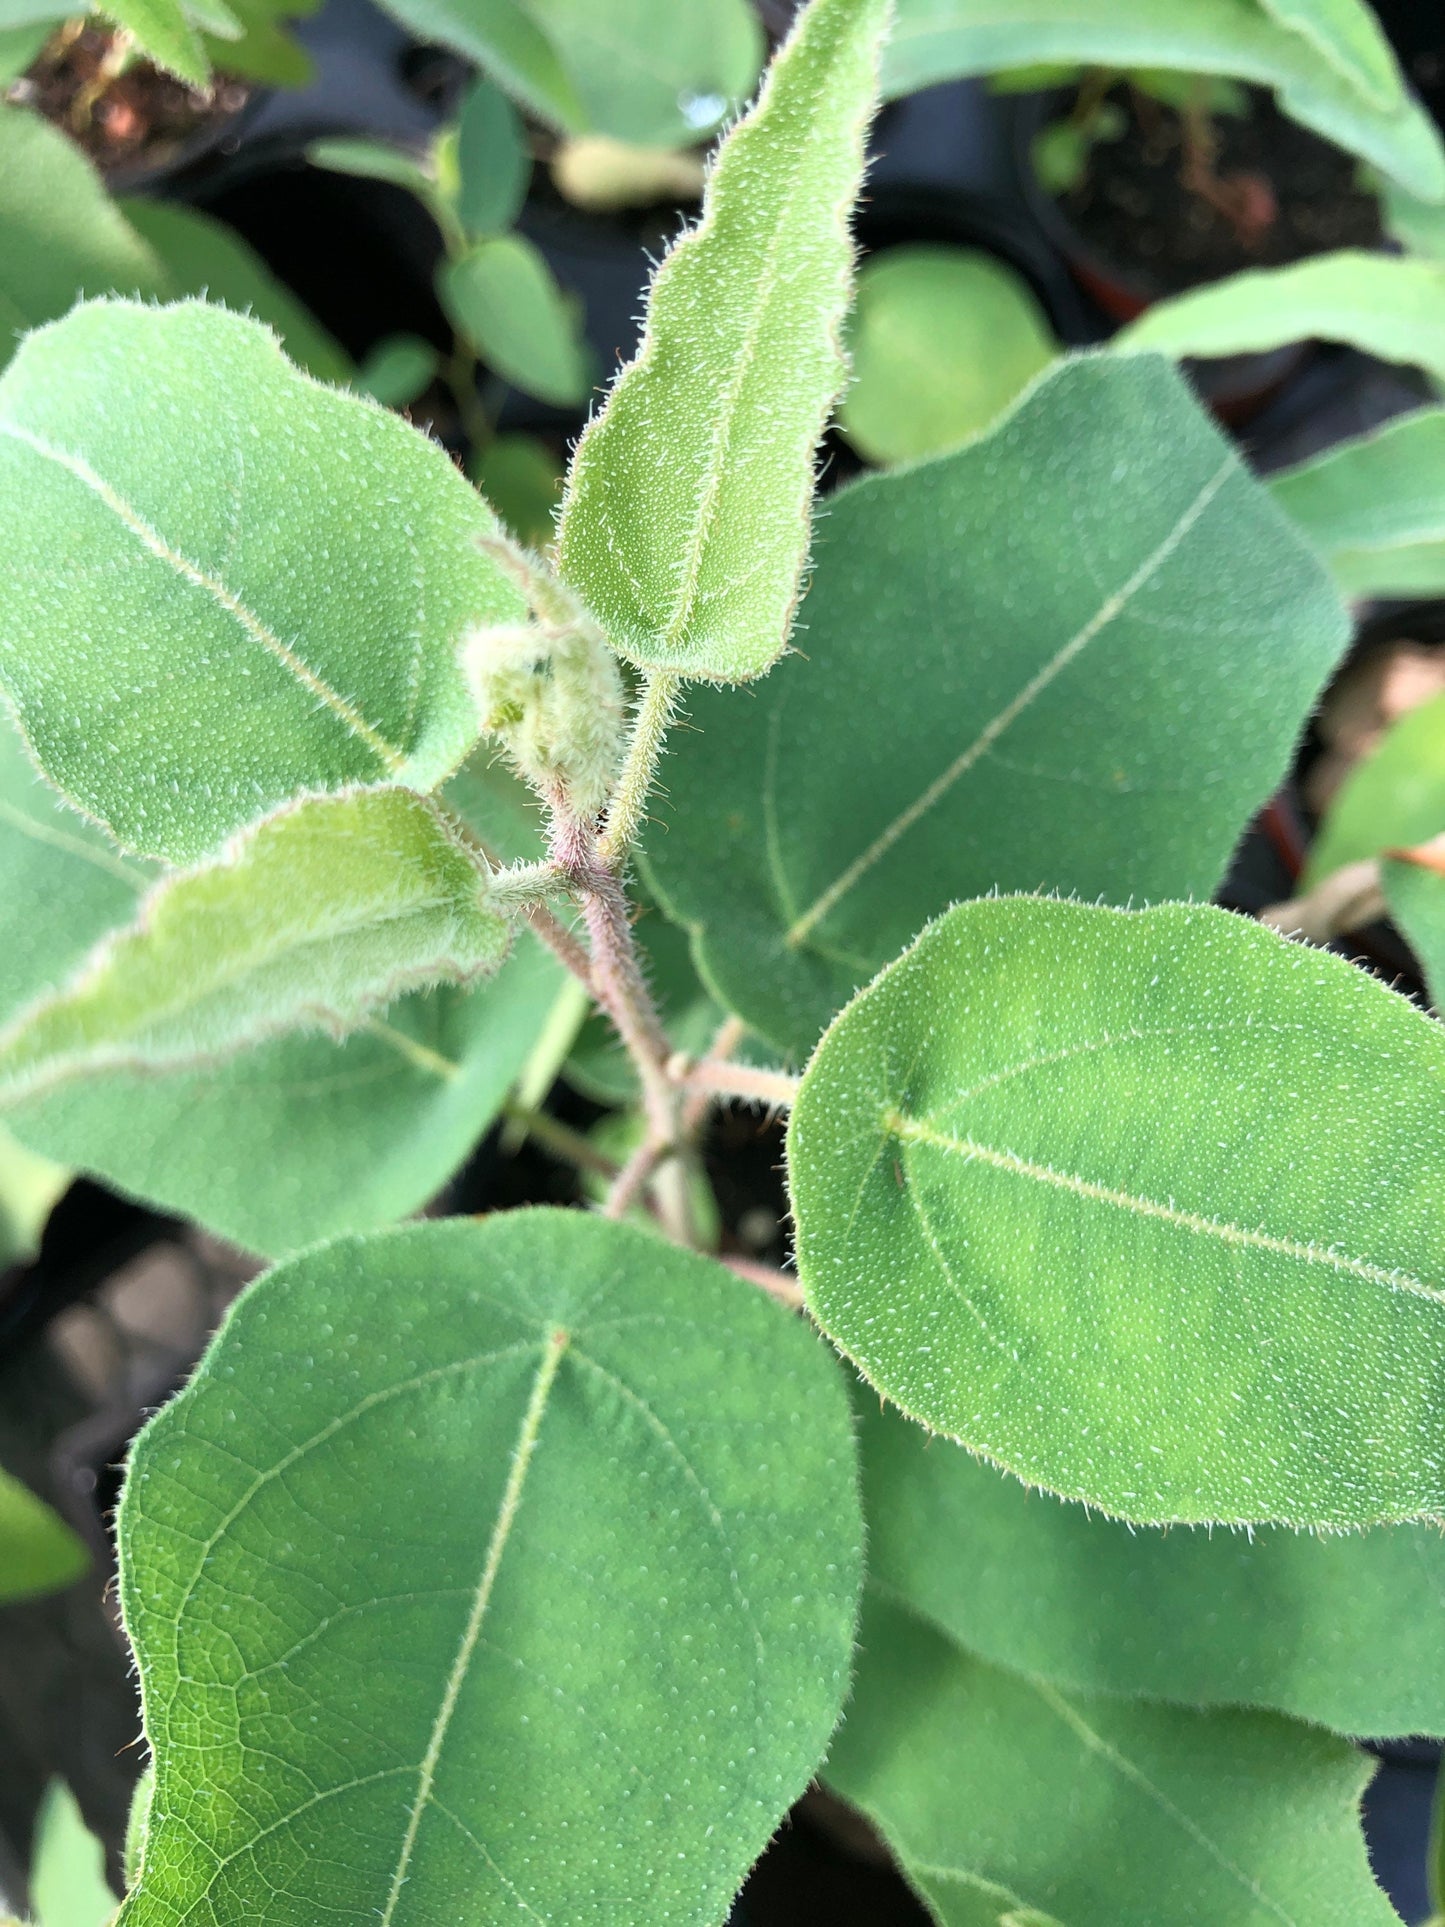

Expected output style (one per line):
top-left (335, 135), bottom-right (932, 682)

top-left (455, 73), bottom-right (530, 235)
top-left (440, 234), bottom-right (590, 405)
top-left (0, 104), bottom-right (165, 374)
top-left (117, 1212), bottom-right (861, 1926)
top-left (470, 431), bottom-right (563, 547)
top-left (1384, 843), bottom-right (1445, 1008)
top-left (840, 244), bottom-right (1057, 464)
top-left (373, 0), bottom-right (587, 134)
top-left (30, 1783), bottom-right (115, 1927)
top-left (0, 787), bottom-right (512, 1105)
top-left (0, 1123), bottom-right (69, 1270)
top-left (352, 332), bottom-right (440, 408)
top-left (1384, 177), bottom-right (1445, 258)
top-left (859, 1396), bottom-right (1445, 1736)
top-left (1255, 0), bottom-right (1403, 113)
top-left (0, 1468), bottom-right (87, 1606)
top-left (1307, 687), bottom-right (1445, 883)
top-left (198, 0), bottom-right (317, 86)
top-left (0, 717), bottom-right (560, 1257)
top-left (0, 300), bottom-right (525, 863)
top-left (557, 0), bottom-right (893, 683)
top-left (306, 134), bottom-right (439, 201)
top-left (880, 0), bottom-right (1445, 202)
top-left (646, 353), bottom-right (1347, 1058)
top-left (120, 198), bottom-right (354, 385)
top-left (826, 1593), bottom-right (1400, 1927)
top-left (1117, 250), bottom-right (1445, 384)
top-left (790, 896), bottom-right (1445, 1528)
top-left (102, 0), bottom-right (208, 82)
top-left (1271, 407), bottom-right (1445, 599)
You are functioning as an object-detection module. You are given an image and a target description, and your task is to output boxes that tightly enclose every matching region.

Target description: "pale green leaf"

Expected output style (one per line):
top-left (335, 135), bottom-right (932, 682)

top-left (0, 22), bottom-right (51, 80)
top-left (1255, 0), bottom-right (1404, 114)
top-left (825, 1593), bottom-right (1400, 1927)
top-left (1385, 178), bottom-right (1445, 258)
top-left (103, 0), bottom-right (208, 82)
top-left (116, 1212), bottom-right (862, 1926)
top-left (1270, 407), bottom-right (1445, 598)
top-left (1306, 688), bottom-right (1445, 884)
top-left (0, 1122), bottom-right (68, 1267)
top-left (0, 788), bottom-right (510, 1105)
top-left (353, 333), bottom-right (439, 409)
top-left (881, 0), bottom-right (1445, 201)
top-left (0, 716), bottom-right (562, 1256)
top-left (1117, 251), bottom-right (1445, 385)
top-left (306, 135), bottom-right (438, 201)
top-left (439, 234), bottom-right (590, 405)
top-left (1384, 849), bottom-right (1445, 1008)
top-left (860, 1394), bottom-right (1445, 1735)
top-left (0, 105), bottom-right (165, 374)
top-left (120, 199), bottom-right (353, 385)
top-left (31, 1783), bottom-right (115, 1927)
top-left (455, 73), bottom-right (529, 234)
top-left (556, 0), bottom-right (893, 682)
top-left (372, 0), bottom-right (588, 135)
top-left (646, 353), bottom-right (1347, 1059)
top-left (470, 432), bottom-right (563, 547)
top-left (790, 895), bottom-right (1445, 1528)
top-left (0, 1467), bottom-right (87, 1605)
top-left (0, 299), bottom-right (524, 863)
top-left (839, 244), bottom-right (1057, 465)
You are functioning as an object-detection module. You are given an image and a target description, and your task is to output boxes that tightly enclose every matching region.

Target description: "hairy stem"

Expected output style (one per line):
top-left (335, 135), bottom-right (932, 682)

top-left (600, 669), bottom-right (683, 865)
top-left (686, 1060), bottom-right (801, 1109)
top-left (524, 899), bottom-right (595, 992)
top-left (721, 1257), bottom-right (804, 1311)
top-left (603, 1137), bottom-right (669, 1220)
top-left (503, 1099), bottom-right (619, 1180)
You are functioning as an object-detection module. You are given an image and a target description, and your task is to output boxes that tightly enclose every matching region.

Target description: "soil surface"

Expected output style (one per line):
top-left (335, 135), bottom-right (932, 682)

top-left (8, 23), bottom-right (248, 176)
top-left (1056, 86), bottom-right (1381, 294)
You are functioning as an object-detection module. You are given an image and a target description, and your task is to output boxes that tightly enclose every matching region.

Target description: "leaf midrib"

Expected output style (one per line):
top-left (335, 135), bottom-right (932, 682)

top-left (782, 458), bottom-right (1234, 948)
top-left (889, 1111), bottom-right (1445, 1305)
top-left (0, 418), bottom-right (406, 773)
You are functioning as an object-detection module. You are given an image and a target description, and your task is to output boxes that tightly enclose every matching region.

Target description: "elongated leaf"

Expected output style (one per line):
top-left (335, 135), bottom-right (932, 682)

top-left (646, 353), bottom-right (1347, 1059)
top-left (882, 0), bottom-right (1445, 200)
top-left (1118, 251), bottom-right (1445, 384)
top-left (826, 1593), bottom-right (1399, 1927)
top-left (1306, 688), bottom-right (1445, 883)
top-left (790, 895), bottom-right (1445, 1528)
top-left (0, 105), bottom-right (164, 374)
top-left (117, 1212), bottom-right (862, 1926)
top-left (0, 300), bottom-right (522, 863)
top-left (556, 0), bottom-right (892, 682)
top-left (1385, 178), bottom-right (1445, 258)
top-left (0, 1467), bottom-right (87, 1605)
top-left (30, 1783), bottom-right (116, 1927)
top-left (120, 199), bottom-right (353, 385)
top-left (439, 234), bottom-right (590, 405)
top-left (1383, 848), bottom-right (1445, 1007)
top-left (455, 74), bottom-right (529, 234)
top-left (840, 244), bottom-right (1056, 464)
top-left (0, 718), bottom-right (561, 1255)
top-left (104, 0), bottom-right (208, 82)
top-left (0, 788), bottom-right (509, 1104)
top-left (373, 0), bottom-right (588, 133)
top-left (1257, 0), bottom-right (1404, 112)
top-left (860, 1395), bottom-right (1445, 1735)
top-left (1271, 407), bottom-right (1445, 598)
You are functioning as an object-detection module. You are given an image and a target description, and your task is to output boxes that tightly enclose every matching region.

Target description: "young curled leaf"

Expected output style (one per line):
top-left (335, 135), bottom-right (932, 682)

top-left (556, 0), bottom-right (894, 682)
top-left (464, 614), bottom-right (624, 821)
top-left (0, 787), bottom-right (510, 1105)
top-left (790, 895), bottom-right (1445, 1530)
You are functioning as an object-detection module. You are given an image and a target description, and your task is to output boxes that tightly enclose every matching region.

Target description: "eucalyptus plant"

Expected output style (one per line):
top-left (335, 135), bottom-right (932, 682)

top-left (6, 0), bottom-right (1445, 1921)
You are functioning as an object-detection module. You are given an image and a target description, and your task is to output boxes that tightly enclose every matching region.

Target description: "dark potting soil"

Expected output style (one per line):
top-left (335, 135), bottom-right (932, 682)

top-left (1056, 86), bottom-right (1381, 294)
top-left (9, 23), bottom-right (249, 175)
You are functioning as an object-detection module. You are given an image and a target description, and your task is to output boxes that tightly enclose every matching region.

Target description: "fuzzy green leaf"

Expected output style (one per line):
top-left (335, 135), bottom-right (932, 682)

top-left (1119, 251), bottom-right (1445, 384)
top-left (839, 244), bottom-right (1056, 464)
top-left (1306, 688), bottom-right (1445, 884)
top-left (646, 354), bottom-right (1347, 1059)
top-left (439, 234), bottom-right (590, 405)
top-left (1271, 407), bottom-right (1445, 598)
top-left (882, 0), bottom-right (1445, 200)
top-left (556, 0), bottom-right (893, 682)
top-left (0, 1467), bottom-right (87, 1606)
top-left (0, 788), bottom-right (510, 1105)
top-left (790, 895), bottom-right (1445, 1528)
top-left (0, 300), bottom-right (523, 863)
top-left (826, 1593), bottom-right (1400, 1927)
top-left (103, 0), bottom-right (208, 82)
top-left (120, 199), bottom-right (353, 385)
top-left (0, 105), bottom-right (165, 374)
top-left (860, 1395), bottom-right (1445, 1735)
top-left (0, 719), bottom-right (561, 1256)
top-left (117, 1212), bottom-right (862, 1926)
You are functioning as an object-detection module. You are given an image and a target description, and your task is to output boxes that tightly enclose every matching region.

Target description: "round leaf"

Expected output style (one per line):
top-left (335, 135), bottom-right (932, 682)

top-left (117, 1212), bottom-right (862, 1925)
top-left (439, 234), bottom-right (590, 406)
top-left (790, 895), bottom-right (1445, 1528)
